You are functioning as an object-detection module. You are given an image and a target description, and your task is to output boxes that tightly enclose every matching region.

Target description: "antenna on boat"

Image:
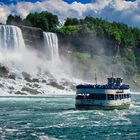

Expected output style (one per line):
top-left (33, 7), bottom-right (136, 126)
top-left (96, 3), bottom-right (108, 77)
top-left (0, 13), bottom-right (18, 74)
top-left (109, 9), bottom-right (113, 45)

top-left (95, 69), bottom-right (97, 84)
top-left (112, 72), bottom-right (114, 78)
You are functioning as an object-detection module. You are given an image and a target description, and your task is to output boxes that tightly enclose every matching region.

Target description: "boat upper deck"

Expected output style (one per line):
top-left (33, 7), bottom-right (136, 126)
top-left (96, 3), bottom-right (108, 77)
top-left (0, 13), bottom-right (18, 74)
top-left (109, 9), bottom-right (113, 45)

top-left (76, 76), bottom-right (130, 90)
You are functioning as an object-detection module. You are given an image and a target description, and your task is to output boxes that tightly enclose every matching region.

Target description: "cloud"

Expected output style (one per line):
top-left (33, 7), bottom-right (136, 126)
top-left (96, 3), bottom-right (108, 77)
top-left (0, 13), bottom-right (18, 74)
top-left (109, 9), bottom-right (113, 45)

top-left (0, 5), bottom-right (10, 24)
top-left (0, 0), bottom-right (140, 28)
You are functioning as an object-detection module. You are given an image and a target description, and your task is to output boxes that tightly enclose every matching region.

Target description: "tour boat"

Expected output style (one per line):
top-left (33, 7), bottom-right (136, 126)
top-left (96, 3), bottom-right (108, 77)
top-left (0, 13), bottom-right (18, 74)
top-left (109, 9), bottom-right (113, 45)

top-left (75, 75), bottom-right (131, 110)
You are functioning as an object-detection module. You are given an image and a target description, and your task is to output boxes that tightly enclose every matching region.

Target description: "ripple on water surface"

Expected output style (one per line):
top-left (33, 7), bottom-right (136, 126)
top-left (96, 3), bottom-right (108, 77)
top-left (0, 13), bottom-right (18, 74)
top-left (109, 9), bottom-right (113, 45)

top-left (0, 94), bottom-right (140, 139)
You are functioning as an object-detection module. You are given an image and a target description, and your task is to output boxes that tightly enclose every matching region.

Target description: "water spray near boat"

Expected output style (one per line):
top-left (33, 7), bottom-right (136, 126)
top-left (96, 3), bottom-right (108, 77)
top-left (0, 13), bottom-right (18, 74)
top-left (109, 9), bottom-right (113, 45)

top-left (75, 74), bottom-right (131, 110)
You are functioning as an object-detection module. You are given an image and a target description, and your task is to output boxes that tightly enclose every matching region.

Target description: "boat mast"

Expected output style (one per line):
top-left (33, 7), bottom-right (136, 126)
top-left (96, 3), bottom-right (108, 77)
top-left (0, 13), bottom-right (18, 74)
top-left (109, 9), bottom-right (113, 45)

top-left (112, 72), bottom-right (114, 78)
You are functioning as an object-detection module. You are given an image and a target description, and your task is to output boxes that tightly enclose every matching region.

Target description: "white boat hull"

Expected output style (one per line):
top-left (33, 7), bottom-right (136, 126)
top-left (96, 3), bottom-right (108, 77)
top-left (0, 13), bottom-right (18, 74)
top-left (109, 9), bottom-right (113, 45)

top-left (75, 104), bottom-right (130, 110)
top-left (75, 98), bottom-right (131, 110)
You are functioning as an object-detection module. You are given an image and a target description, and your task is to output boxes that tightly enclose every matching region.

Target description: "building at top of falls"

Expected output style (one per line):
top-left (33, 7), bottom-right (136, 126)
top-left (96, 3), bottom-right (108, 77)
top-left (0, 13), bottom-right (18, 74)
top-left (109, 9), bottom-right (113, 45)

top-left (0, 25), bottom-right (25, 50)
top-left (43, 32), bottom-right (59, 61)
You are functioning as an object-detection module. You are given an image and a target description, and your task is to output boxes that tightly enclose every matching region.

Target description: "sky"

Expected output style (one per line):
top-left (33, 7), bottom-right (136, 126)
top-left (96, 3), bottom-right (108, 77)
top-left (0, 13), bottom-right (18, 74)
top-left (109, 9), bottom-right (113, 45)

top-left (0, 0), bottom-right (139, 28)
top-left (0, 0), bottom-right (93, 4)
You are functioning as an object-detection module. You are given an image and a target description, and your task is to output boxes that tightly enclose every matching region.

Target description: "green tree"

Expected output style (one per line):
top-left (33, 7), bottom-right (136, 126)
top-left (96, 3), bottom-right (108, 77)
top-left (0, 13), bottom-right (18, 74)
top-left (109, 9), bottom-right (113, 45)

top-left (58, 25), bottom-right (80, 35)
top-left (25, 13), bottom-right (49, 30)
top-left (6, 14), bottom-right (22, 25)
top-left (64, 18), bottom-right (79, 26)
top-left (25, 11), bottom-right (59, 31)
top-left (84, 16), bottom-right (96, 24)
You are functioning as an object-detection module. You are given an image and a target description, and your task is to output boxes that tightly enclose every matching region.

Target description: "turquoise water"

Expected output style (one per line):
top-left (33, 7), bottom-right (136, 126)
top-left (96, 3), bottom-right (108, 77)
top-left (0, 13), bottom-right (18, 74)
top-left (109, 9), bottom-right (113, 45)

top-left (0, 94), bottom-right (140, 140)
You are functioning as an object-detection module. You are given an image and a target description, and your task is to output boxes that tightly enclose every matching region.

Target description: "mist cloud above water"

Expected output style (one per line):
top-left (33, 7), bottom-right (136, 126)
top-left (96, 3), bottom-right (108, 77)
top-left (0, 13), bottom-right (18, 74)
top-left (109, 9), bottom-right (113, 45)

top-left (0, 48), bottom-right (75, 83)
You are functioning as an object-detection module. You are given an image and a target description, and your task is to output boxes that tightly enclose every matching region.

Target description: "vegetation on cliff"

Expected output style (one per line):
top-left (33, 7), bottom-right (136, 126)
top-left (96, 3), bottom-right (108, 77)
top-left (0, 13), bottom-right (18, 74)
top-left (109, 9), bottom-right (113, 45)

top-left (57, 17), bottom-right (140, 78)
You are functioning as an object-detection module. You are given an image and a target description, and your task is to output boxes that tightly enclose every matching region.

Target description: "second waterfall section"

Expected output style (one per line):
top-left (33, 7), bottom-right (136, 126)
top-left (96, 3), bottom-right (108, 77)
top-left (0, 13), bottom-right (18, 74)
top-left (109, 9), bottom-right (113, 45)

top-left (43, 32), bottom-right (59, 61)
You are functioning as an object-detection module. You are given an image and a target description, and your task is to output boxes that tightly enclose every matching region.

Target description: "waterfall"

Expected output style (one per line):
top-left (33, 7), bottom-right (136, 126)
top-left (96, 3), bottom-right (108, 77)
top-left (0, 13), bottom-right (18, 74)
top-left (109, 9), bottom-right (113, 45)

top-left (43, 32), bottom-right (59, 61)
top-left (0, 25), bottom-right (25, 50)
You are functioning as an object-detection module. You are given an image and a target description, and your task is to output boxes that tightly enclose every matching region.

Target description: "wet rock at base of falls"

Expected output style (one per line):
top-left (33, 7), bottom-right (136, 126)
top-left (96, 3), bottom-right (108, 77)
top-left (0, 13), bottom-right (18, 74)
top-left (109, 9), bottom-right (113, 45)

top-left (70, 85), bottom-right (76, 91)
top-left (60, 79), bottom-right (70, 86)
top-left (21, 86), bottom-right (41, 95)
top-left (47, 78), bottom-right (57, 84)
top-left (24, 77), bottom-right (32, 82)
top-left (8, 74), bottom-right (16, 80)
top-left (60, 79), bottom-right (76, 91)
top-left (32, 78), bottom-right (39, 83)
top-left (22, 71), bottom-right (30, 77)
top-left (22, 72), bottom-right (31, 80)
top-left (26, 83), bottom-right (32, 87)
top-left (0, 65), bottom-right (9, 77)
top-left (15, 91), bottom-right (27, 95)
top-left (33, 83), bottom-right (40, 88)
top-left (0, 83), bottom-right (4, 88)
top-left (8, 86), bottom-right (14, 90)
top-left (47, 81), bottom-right (65, 90)
top-left (22, 72), bottom-right (40, 83)
top-left (42, 79), bottom-right (46, 83)
top-left (44, 70), bottom-right (55, 79)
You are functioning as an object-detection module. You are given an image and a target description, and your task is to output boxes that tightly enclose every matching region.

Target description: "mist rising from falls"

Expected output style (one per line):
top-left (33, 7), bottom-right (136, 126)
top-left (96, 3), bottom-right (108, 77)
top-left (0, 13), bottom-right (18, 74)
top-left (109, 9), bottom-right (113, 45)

top-left (43, 32), bottom-right (59, 61)
top-left (0, 25), bottom-right (25, 50)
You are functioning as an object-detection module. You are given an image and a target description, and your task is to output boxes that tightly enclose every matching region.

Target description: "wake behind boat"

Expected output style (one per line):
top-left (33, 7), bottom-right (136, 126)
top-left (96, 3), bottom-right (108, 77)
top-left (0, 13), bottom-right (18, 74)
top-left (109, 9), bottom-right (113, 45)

top-left (75, 75), bottom-right (131, 110)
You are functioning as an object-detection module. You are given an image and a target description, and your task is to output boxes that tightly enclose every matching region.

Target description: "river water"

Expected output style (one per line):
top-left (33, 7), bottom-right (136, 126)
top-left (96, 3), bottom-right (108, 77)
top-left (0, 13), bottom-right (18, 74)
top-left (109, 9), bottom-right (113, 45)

top-left (0, 93), bottom-right (140, 140)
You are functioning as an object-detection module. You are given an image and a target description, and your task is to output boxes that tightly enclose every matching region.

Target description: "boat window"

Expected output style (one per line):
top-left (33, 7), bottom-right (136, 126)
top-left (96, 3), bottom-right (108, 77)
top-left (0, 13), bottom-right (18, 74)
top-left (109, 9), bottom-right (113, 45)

top-left (118, 94), bottom-right (122, 100)
top-left (94, 95), bottom-right (98, 100)
top-left (107, 94), bottom-right (114, 100)
top-left (84, 94), bottom-right (106, 100)
top-left (115, 95), bottom-right (119, 100)
top-left (76, 95), bottom-right (84, 99)
top-left (100, 94), bottom-right (106, 100)
top-left (124, 94), bottom-right (126, 98)
top-left (88, 94), bottom-right (94, 99)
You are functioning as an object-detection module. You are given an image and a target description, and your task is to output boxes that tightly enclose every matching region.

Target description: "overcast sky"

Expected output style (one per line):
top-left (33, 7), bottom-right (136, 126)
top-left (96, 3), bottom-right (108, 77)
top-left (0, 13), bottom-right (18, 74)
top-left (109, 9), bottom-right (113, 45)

top-left (0, 0), bottom-right (139, 28)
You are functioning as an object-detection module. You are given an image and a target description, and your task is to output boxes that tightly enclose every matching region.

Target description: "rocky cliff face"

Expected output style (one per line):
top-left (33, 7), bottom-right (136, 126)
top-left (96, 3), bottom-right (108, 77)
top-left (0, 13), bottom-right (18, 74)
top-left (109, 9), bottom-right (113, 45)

top-left (19, 25), bottom-right (44, 50)
top-left (57, 33), bottom-right (115, 57)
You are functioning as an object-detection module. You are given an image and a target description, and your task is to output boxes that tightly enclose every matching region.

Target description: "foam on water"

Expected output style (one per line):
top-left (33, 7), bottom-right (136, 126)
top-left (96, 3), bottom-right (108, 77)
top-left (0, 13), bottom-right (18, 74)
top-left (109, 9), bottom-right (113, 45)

top-left (39, 136), bottom-right (59, 140)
